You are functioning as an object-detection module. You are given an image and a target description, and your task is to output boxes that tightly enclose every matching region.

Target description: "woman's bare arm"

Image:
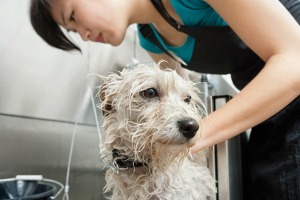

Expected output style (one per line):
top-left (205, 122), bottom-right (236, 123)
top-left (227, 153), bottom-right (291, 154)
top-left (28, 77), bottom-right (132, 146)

top-left (192, 0), bottom-right (300, 152)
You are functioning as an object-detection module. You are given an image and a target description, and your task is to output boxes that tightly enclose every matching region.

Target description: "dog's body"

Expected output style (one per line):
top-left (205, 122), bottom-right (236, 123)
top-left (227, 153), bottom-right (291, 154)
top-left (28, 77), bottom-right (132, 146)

top-left (99, 65), bottom-right (216, 200)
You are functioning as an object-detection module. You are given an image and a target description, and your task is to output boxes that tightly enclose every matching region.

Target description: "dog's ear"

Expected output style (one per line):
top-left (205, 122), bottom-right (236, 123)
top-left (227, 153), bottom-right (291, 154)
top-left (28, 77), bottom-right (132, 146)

top-left (99, 83), bottom-right (114, 116)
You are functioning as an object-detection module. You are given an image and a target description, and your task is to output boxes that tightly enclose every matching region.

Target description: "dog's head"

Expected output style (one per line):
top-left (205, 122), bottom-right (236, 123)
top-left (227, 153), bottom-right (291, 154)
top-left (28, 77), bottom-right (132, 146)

top-left (99, 65), bottom-right (205, 169)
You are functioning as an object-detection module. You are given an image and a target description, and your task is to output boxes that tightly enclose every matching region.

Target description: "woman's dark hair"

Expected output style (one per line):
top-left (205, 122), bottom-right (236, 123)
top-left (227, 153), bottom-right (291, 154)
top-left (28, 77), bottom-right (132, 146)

top-left (30, 0), bottom-right (80, 51)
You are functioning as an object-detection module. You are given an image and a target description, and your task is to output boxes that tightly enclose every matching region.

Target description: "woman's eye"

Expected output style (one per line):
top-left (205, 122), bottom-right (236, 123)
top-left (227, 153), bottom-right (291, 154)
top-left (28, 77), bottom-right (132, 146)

top-left (140, 88), bottom-right (158, 99)
top-left (70, 11), bottom-right (75, 21)
top-left (184, 95), bottom-right (191, 104)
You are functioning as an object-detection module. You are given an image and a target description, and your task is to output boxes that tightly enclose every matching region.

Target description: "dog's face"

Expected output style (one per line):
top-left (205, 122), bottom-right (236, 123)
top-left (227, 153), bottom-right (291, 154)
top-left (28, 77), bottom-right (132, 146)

top-left (99, 65), bottom-right (205, 167)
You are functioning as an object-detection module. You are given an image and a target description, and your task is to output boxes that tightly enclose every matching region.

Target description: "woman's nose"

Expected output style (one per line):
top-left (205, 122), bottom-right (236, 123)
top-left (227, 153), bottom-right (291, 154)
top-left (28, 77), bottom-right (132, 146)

top-left (78, 29), bottom-right (91, 41)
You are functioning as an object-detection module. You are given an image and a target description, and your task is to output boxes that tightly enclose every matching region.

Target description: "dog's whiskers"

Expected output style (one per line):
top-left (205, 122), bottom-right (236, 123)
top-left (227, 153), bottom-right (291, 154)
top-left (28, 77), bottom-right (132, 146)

top-left (188, 148), bottom-right (194, 161)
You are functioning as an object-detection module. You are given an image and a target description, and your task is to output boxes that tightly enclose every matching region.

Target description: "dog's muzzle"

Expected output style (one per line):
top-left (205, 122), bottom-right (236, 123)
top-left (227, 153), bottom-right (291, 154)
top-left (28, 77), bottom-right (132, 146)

top-left (178, 118), bottom-right (199, 139)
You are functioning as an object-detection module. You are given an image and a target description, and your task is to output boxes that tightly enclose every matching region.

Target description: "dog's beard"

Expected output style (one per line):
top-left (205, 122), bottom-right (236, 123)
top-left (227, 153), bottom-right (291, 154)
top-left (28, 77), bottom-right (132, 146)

top-left (108, 134), bottom-right (193, 171)
top-left (151, 142), bottom-right (189, 170)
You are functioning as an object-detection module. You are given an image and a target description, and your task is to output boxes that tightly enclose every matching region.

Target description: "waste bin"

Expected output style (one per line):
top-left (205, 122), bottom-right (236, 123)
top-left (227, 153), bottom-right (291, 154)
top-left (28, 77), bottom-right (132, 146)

top-left (0, 176), bottom-right (63, 200)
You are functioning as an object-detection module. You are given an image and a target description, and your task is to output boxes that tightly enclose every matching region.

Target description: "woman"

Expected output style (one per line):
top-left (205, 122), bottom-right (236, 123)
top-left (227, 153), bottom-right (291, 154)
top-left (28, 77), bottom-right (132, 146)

top-left (30, 0), bottom-right (300, 199)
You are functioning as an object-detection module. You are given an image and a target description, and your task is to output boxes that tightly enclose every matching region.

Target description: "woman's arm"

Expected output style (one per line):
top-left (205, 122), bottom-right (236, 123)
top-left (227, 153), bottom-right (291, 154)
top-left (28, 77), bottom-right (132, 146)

top-left (191, 0), bottom-right (300, 152)
top-left (148, 51), bottom-right (190, 79)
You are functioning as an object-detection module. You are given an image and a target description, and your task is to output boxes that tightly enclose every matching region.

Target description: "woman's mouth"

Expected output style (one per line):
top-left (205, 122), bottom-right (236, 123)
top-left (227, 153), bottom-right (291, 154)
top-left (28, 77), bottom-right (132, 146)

top-left (95, 34), bottom-right (104, 43)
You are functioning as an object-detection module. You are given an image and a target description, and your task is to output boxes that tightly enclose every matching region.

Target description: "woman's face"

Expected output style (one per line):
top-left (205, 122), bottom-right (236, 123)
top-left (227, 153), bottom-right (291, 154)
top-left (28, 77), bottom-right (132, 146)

top-left (50, 0), bottom-right (129, 46)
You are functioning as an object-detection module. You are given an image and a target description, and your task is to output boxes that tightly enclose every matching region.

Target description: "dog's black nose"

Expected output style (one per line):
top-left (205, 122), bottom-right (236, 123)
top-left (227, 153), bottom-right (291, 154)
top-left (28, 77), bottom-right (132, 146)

top-left (178, 118), bottom-right (199, 139)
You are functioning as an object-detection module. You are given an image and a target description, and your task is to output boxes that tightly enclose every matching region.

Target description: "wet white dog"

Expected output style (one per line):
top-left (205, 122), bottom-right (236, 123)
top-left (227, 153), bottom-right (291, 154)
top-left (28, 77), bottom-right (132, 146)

top-left (98, 65), bottom-right (216, 200)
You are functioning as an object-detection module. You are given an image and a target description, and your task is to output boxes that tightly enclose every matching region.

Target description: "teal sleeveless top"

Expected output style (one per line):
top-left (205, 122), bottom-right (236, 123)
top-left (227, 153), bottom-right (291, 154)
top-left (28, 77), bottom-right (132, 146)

top-left (137, 0), bottom-right (227, 63)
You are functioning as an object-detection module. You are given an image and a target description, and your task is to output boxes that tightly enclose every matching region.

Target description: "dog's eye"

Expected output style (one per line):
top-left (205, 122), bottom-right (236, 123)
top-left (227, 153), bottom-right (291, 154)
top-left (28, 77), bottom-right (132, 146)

top-left (140, 88), bottom-right (158, 99)
top-left (184, 95), bottom-right (191, 104)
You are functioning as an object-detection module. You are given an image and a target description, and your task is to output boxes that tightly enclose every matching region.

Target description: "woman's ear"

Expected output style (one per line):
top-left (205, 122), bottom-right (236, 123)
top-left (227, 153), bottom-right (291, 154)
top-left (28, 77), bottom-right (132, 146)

top-left (99, 83), bottom-right (114, 116)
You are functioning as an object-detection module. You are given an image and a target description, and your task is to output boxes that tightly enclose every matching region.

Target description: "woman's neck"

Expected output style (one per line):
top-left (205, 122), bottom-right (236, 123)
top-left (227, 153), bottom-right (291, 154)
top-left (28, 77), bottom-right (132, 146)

top-left (129, 0), bottom-right (187, 47)
top-left (128, 0), bottom-right (165, 25)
